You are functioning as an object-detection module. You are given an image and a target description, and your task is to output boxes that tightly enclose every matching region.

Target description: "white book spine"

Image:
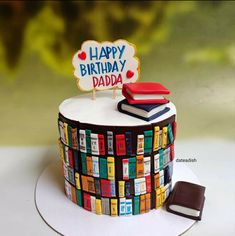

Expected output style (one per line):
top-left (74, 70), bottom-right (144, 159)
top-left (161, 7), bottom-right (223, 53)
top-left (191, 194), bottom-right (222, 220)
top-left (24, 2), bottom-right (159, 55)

top-left (79, 130), bottom-right (87, 153)
top-left (91, 133), bottom-right (99, 155)
top-left (64, 146), bottom-right (69, 165)
top-left (154, 153), bottom-right (160, 173)
top-left (140, 177), bottom-right (146, 194)
top-left (119, 198), bottom-right (126, 216)
top-left (125, 199), bottom-right (132, 216)
top-left (144, 156), bottom-right (151, 176)
top-left (59, 121), bottom-right (65, 143)
top-left (134, 178), bottom-right (141, 196)
top-left (160, 170), bottom-right (164, 187)
top-left (65, 180), bottom-right (72, 200)
top-left (91, 196), bottom-right (96, 213)
top-left (107, 131), bottom-right (114, 155)
top-left (137, 134), bottom-right (144, 155)
top-left (92, 156), bottom-right (99, 177)
top-left (122, 159), bottom-right (129, 180)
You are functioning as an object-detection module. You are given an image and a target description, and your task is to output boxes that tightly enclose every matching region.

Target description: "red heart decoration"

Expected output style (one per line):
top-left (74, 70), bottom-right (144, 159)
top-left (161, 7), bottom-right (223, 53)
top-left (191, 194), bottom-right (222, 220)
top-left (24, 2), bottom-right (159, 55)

top-left (126, 70), bottom-right (134, 79)
top-left (78, 51), bottom-right (86, 60)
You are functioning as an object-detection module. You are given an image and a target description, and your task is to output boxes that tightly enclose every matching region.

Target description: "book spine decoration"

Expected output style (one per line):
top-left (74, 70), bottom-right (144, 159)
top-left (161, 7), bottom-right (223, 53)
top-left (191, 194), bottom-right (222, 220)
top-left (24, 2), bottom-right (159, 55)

top-left (85, 130), bottom-right (91, 153)
top-left (57, 115), bottom-right (176, 216)
top-left (116, 134), bottom-right (126, 156)
top-left (125, 131), bottom-right (132, 156)
top-left (107, 131), bottom-right (114, 155)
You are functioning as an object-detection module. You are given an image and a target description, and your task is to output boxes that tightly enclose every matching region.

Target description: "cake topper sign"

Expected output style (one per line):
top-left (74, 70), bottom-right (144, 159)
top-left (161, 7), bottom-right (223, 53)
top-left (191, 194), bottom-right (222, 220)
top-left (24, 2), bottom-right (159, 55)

top-left (72, 40), bottom-right (140, 98)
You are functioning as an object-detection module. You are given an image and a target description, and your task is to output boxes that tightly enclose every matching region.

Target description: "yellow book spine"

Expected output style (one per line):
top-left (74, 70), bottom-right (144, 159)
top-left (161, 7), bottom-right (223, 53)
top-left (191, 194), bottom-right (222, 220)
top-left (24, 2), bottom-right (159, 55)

top-left (161, 187), bottom-right (166, 204)
top-left (58, 139), bottom-right (64, 161)
top-left (161, 127), bottom-right (168, 149)
top-left (153, 126), bottom-right (160, 151)
top-left (63, 122), bottom-right (68, 145)
top-left (107, 157), bottom-right (115, 180)
top-left (156, 188), bottom-right (162, 208)
top-left (118, 181), bottom-right (125, 197)
top-left (111, 199), bottom-right (118, 216)
top-left (95, 199), bottom-right (102, 215)
top-left (75, 172), bottom-right (81, 189)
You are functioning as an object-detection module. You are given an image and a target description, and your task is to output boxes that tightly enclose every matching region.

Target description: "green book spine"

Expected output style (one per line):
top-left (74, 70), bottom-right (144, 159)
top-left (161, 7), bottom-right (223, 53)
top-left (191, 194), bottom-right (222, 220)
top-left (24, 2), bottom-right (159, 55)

top-left (81, 153), bottom-right (87, 174)
top-left (133, 196), bottom-right (140, 215)
top-left (159, 149), bottom-right (164, 171)
top-left (129, 157), bottom-right (136, 179)
top-left (167, 124), bottom-right (174, 144)
top-left (99, 158), bottom-right (107, 179)
top-left (76, 189), bottom-right (83, 207)
top-left (86, 129), bottom-right (91, 154)
top-left (144, 130), bottom-right (153, 153)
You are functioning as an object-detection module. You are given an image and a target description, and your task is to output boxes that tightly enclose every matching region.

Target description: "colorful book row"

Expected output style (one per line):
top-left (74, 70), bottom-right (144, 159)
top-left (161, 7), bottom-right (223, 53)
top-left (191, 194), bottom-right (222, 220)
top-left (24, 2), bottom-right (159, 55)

top-left (59, 139), bottom-right (174, 180)
top-left (65, 178), bottom-right (172, 216)
top-left (58, 119), bottom-right (176, 156)
top-left (62, 160), bottom-right (173, 198)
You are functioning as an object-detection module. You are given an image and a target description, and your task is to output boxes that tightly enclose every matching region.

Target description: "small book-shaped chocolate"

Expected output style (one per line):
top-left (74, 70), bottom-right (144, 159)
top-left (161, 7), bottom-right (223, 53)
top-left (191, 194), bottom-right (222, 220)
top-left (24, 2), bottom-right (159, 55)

top-left (166, 181), bottom-right (205, 221)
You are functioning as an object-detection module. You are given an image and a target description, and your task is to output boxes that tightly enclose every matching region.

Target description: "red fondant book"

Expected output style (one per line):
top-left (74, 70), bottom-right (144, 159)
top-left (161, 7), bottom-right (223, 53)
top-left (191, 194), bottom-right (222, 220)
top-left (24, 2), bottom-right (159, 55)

top-left (145, 175), bottom-right (151, 193)
top-left (98, 134), bottom-right (105, 155)
top-left (122, 82), bottom-right (170, 104)
top-left (101, 179), bottom-right (111, 197)
top-left (115, 134), bottom-right (126, 156)
top-left (83, 193), bottom-right (91, 211)
top-left (68, 149), bottom-right (74, 168)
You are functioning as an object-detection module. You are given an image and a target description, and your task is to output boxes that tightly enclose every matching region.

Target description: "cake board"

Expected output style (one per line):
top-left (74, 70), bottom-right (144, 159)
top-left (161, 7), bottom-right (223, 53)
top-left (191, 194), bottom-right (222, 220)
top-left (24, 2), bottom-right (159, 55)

top-left (35, 161), bottom-right (200, 236)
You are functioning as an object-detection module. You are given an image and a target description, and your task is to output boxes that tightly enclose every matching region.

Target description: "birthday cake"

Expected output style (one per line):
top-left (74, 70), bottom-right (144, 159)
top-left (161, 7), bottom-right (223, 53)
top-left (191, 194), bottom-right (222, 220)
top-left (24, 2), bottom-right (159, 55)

top-left (57, 40), bottom-right (177, 216)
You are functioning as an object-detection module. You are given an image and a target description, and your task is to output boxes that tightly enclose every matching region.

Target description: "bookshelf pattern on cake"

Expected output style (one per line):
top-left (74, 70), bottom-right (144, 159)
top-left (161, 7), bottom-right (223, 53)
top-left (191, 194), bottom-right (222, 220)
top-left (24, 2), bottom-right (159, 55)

top-left (58, 113), bottom-right (177, 216)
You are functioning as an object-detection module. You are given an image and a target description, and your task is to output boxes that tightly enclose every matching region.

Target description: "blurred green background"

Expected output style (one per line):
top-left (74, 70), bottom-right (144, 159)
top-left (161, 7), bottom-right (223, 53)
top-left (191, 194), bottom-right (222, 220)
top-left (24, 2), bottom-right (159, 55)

top-left (0, 1), bottom-right (234, 146)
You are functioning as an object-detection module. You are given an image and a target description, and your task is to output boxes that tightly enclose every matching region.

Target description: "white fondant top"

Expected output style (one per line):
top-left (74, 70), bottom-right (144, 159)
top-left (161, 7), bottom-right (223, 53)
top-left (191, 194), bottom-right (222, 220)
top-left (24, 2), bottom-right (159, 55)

top-left (59, 90), bottom-right (176, 126)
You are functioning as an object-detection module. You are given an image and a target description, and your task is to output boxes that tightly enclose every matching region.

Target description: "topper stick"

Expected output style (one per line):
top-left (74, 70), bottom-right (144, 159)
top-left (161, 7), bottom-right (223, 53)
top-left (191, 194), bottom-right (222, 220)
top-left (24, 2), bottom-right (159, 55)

top-left (92, 88), bottom-right (96, 100)
top-left (112, 87), bottom-right (117, 99)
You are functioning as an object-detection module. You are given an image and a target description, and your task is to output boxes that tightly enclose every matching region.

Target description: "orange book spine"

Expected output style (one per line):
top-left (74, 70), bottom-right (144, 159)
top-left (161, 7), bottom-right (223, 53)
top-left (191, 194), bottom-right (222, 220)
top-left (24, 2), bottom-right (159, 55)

top-left (86, 156), bottom-right (93, 176)
top-left (136, 155), bottom-right (144, 178)
top-left (140, 194), bottom-right (146, 214)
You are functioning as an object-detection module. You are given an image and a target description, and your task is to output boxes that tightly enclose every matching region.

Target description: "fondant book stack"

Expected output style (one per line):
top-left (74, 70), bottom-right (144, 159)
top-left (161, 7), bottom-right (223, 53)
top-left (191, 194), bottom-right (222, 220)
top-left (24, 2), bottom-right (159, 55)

top-left (118, 82), bottom-right (170, 121)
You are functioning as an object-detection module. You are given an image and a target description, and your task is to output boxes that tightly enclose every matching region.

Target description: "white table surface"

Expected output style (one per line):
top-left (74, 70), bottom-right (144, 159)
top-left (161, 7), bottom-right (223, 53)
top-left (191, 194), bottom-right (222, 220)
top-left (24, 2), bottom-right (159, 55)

top-left (0, 139), bottom-right (235, 236)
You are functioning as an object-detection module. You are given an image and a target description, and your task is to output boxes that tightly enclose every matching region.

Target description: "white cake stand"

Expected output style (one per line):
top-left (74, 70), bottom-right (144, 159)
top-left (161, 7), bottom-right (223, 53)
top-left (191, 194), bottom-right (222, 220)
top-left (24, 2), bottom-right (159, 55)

top-left (35, 161), bottom-right (200, 236)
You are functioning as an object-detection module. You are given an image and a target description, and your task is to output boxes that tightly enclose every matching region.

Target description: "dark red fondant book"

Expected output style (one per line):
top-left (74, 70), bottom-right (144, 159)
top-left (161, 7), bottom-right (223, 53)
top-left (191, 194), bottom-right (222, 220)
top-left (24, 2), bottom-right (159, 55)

top-left (122, 82), bottom-right (170, 104)
top-left (166, 181), bottom-right (206, 220)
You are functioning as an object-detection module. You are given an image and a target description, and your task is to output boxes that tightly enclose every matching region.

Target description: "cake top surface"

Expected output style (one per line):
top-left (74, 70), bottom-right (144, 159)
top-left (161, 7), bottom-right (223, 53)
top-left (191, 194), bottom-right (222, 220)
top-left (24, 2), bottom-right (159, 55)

top-left (59, 90), bottom-right (176, 126)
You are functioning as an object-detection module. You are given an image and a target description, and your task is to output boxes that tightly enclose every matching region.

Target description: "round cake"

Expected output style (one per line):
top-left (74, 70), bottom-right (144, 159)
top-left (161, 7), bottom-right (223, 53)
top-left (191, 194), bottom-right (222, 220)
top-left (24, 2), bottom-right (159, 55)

top-left (58, 90), bottom-right (177, 216)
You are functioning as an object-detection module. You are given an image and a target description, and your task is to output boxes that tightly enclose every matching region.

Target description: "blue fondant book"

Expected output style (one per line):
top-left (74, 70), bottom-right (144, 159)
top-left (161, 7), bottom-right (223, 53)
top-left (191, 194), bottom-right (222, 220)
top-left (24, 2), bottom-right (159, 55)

top-left (117, 99), bottom-right (170, 121)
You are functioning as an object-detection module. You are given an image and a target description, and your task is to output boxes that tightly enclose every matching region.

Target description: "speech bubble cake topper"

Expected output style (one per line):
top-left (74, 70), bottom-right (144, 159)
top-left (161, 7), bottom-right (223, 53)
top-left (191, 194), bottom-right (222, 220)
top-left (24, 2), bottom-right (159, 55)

top-left (72, 40), bottom-right (140, 99)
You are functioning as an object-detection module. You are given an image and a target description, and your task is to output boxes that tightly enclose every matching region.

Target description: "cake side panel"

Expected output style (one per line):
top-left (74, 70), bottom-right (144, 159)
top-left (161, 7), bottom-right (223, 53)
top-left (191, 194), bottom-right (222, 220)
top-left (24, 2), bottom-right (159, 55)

top-left (57, 113), bottom-right (176, 216)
